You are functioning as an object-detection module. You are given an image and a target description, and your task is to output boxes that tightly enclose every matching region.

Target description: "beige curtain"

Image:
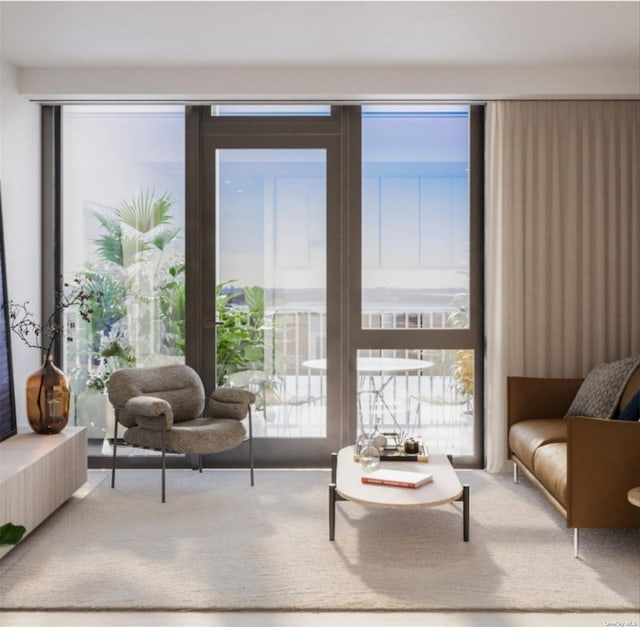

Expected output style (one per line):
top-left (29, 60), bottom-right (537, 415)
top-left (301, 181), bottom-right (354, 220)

top-left (485, 101), bottom-right (640, 472)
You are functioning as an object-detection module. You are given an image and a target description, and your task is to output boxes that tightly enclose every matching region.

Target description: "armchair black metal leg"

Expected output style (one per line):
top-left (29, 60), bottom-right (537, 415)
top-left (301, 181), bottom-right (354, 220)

top-left (188, 454), bottom-right (204, 472)
top-left (461, 484), bottom-right (470, 541)
top-left (111, 408), bottom-right (119, 489)
top-left (248, 406), bottom-right (255, 486)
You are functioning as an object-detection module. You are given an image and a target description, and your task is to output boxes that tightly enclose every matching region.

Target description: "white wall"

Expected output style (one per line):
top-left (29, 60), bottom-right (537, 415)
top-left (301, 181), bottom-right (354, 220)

top-left (0, 57), bottom-right (42, 427)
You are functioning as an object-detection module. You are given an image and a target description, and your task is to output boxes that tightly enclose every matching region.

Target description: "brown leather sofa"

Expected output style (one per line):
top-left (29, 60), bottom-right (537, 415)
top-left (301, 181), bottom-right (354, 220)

top-left (507, 368), bottom-right (640, 554)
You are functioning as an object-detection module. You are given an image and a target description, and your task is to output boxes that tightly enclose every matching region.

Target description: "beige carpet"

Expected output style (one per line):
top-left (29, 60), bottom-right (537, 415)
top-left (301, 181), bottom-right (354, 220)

top-left (0, 468), bottom-right (638, 611)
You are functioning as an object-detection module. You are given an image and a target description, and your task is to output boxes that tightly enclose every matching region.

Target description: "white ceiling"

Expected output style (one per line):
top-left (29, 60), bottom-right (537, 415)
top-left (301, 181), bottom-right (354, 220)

top-left (1, 0), bottom-right (639, 70)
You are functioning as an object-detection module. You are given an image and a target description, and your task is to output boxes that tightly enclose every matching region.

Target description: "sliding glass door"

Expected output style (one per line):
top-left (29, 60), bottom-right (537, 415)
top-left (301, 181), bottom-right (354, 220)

top-left (215, 148), bottom-right (327, 439)
top-left (187, 106), bottom-right (352, 464)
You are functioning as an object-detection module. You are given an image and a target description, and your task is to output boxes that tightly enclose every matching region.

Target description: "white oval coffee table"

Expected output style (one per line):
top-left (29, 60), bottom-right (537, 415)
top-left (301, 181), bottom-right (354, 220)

top-left (329, 446), bottom-right (469, 541)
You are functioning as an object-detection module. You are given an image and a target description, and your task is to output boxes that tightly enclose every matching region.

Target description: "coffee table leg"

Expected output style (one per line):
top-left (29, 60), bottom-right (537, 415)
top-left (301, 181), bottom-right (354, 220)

top-left (329, 482), bottom-right (337, 541)
top-left (462, 484), bottom-right (470, 541)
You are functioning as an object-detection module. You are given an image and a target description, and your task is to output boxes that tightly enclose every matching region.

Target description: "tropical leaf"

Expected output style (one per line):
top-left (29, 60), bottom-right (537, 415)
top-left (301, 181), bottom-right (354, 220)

top-left (151, 226), bottom-right (183, 252)
top-left (92, 210), bottom-right (122, 238)
top-left (243, 285), bottom-right (264, 315)
top-left (120, 235), bottom-right (152, 263)
top-left (168, 262), bottom-right (185, 278)
top-left (91, 205), bottom-right (124, 265)
top-left (117, 191), bottom-right (173, 234)
top-left (94, 234), bottom-right (124, 266)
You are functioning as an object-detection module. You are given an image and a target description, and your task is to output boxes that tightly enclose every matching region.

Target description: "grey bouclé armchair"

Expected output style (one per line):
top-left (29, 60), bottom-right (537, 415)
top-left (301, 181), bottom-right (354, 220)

top-left (107, 364), bottom-right (255, 502)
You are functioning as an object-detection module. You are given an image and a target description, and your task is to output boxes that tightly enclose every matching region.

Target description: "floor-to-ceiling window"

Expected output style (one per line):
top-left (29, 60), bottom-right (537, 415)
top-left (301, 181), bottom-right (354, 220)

top-left (52, 103), bottom-right (483, 467)
top-left (60, 105), bottom-right (185, 448)
top-left (355, 105), bottom-right (483, 464)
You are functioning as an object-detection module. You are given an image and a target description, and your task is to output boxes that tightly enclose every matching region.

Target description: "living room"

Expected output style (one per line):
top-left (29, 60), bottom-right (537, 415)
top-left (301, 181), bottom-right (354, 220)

top-left (0, 2), bottom-right (638, 626)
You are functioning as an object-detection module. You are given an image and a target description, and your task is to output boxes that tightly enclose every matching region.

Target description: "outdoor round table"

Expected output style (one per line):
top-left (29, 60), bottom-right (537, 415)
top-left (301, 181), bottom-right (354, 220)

top-left (303, 356), bottom-right (432, 374)
top-left (303, 356), bottom-right (433, 434)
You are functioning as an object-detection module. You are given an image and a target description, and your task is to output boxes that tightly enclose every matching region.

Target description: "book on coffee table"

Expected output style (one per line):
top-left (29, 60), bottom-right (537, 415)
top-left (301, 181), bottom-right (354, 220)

top-left (361, 468), bottom-right (434, 489)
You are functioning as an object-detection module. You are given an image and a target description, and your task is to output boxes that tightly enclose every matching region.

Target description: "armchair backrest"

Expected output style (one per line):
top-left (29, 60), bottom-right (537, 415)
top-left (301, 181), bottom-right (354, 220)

top-left (108, 365), bottom-right (205, 427)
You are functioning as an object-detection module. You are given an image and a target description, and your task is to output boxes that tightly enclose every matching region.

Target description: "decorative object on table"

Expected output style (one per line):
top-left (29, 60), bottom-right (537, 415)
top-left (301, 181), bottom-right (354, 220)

top-left (379, 440), bottom-right (429, 462)
top-left (369, 416), bottom-right (387, 450)
top-left (24, 356), bottom-right (70, 434)
top-left (404, 437), bottom-right (420, 454)
top-left (356, 432), bottom-right (381, 471)
top-left (354, 432), bottom-right (429, 462)
top-left (9, 277), bottom-right (102, 435)
top-left (356, 416), bottom-right (396, 471)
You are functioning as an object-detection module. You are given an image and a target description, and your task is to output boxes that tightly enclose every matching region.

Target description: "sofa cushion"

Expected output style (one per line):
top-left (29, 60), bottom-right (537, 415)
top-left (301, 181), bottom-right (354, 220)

top-left (124, 417), bottom-right (246, 455)
top-left (532, 442), bottom-right (567, 507)
top-left (619, 367), bottom-right (640, 409)
top-left (565, 356), bottom-right (640, 419)
top-left (618, 390), bottom-right (640, 421)
top-left (509, 419), bottom-right (567, 471)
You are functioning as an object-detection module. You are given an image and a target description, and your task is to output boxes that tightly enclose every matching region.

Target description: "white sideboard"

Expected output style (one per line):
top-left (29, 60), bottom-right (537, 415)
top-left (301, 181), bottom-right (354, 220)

top-left (0, 426), bottom-right (87, 558)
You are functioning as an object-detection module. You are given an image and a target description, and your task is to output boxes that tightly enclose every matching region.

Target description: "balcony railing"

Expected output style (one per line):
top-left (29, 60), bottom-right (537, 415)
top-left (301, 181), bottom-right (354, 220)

top-left (252, 307), bottom-right (474, 455)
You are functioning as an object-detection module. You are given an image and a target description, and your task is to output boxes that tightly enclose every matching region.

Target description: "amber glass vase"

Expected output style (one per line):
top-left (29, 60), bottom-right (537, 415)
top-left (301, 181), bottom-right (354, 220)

top-left (26, 355), bottom-right (71, 434)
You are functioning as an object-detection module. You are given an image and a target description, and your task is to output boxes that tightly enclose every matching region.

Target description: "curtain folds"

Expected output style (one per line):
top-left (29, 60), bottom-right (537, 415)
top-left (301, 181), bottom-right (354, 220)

top-left (485, 101), bottom-right (640, 472)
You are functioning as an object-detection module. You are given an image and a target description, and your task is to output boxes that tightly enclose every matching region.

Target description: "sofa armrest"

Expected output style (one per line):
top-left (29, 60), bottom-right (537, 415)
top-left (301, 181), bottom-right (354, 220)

top-left (567, 416), bottom-right (640, 528)
top-left (507, 377), bottom-right (583, 429)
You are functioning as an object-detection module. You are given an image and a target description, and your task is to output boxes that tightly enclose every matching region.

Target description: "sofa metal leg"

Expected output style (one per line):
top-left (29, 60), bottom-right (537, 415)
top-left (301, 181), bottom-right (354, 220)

top-left (573, 528), bottom-right (579, 558)
top-left (513, 462), bottom-right (518, 483)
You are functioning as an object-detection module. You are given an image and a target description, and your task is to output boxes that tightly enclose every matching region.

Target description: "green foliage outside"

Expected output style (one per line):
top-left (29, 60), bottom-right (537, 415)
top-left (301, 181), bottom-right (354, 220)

top-left (158, 262), bottom-right (186, 356)
top-left (69, 190), bottom-right (185, 393)
top-left (68, 190), bottom-right (267, 396)
top-left (215, 282), bottom-right (266, 387)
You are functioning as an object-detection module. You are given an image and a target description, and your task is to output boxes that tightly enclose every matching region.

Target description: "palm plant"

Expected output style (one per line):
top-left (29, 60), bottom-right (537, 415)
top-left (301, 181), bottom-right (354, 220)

top-left (91, 190), bottom-right (182, 274)
top-left (87, 190), bottom-right (184, 358)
